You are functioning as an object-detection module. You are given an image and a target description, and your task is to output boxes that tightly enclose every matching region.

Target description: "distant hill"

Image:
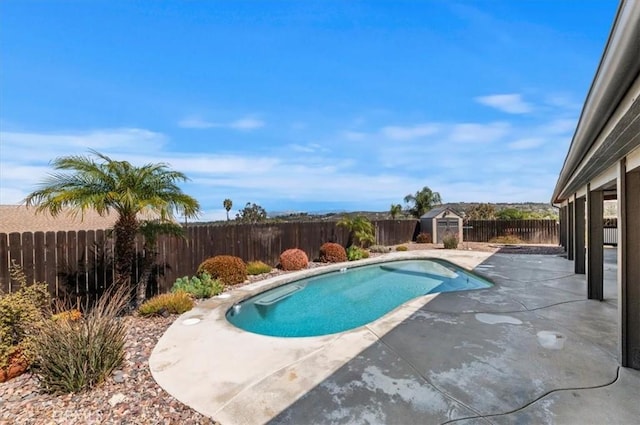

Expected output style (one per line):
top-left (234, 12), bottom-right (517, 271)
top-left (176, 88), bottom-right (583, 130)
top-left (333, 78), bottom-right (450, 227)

top-left (191, 202), bottom-right (559, 225)
top-left (272, 203), bottom-right (559, 221)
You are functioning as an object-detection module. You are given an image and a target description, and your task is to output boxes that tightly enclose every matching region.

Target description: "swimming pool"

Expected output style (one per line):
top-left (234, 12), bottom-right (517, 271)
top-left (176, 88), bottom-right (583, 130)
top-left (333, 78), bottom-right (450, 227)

top-left (226, 259), bottom-right (492, 337)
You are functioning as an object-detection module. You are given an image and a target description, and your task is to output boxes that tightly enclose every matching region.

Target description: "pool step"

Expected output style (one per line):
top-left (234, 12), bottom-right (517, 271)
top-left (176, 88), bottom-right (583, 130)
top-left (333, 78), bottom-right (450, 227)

top-left (255, 284), bottom-right (303, 306)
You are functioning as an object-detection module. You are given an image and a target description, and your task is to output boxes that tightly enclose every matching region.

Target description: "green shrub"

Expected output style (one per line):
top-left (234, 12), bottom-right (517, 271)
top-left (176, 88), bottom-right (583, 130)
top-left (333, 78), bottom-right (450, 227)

top-left (416, 232), bottom-right (432, 244)
top-left (31, 286), bottom-right (128, 394)
top-left (319, 242), bottom-right (347, 263)
top-left (337, 215), bottom-right (375, 248)
top-left (443, 234), bottom-right (459, 249)
top-left (346, 246), bottom-right (369, 261)
top-left (246, 261), bottom-right (272, 275)
top-left (138, 291), bottom-right (194, 317)
top-left (171, 272), bottom-right (223, 299)
top-left (395, 245), bottom-right (408, 251)
top-left (368, 245), bottom-right (391, 253)
top-left (0, 261), bottom-right (50, 372)
top-left (279, 248), bottom-right (309, 271)
top-left (197, 255), bottom-right (247, 285)
top-left (489, 235), bottom-right (523, 244)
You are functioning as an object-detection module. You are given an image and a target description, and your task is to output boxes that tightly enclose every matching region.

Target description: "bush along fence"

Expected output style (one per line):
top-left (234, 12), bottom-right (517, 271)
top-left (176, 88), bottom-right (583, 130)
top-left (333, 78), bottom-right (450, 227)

top-left (463, 219), bottom-right (559, 244)
top-left (0, 220), bottom-right (418, 297)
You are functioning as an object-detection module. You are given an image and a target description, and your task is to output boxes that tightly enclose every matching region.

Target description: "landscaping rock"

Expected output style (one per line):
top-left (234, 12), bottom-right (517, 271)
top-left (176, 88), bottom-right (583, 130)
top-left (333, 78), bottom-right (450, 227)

top-left (108, 393), bottom-right (126, 407)
top-left (112, 370), bottom-right (125, 383)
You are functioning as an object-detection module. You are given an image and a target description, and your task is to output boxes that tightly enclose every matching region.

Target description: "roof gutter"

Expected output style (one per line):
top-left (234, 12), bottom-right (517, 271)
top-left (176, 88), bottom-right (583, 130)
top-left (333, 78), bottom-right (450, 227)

top-left (552, 0), bottom-right (640, 204)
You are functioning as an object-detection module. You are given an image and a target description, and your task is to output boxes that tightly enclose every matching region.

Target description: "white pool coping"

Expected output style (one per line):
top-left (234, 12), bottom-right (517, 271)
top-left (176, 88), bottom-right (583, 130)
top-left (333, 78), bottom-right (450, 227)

top-left (149, 250), bottom-right (494, 425)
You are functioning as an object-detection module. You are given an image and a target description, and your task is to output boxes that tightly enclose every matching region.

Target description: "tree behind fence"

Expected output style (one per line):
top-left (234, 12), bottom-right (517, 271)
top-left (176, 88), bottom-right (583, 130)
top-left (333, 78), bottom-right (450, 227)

top-left (0, 220), bottom-right (418, 297)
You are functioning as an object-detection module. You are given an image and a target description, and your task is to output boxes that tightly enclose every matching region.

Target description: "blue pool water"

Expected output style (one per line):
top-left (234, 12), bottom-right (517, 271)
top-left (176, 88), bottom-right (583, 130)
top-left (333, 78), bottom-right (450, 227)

top-left (226, 259), bottom-right (492, 337)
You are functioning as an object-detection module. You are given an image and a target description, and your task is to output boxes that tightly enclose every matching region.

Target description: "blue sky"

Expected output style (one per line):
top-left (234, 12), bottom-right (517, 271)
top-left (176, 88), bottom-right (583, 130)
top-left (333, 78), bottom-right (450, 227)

top-left (0, 1), bottom-right (618, 221)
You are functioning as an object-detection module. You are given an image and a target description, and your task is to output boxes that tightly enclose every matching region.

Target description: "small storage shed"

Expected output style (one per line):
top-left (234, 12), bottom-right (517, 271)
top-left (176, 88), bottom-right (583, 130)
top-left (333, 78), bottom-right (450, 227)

top-left (420, 207), bottom-right (464, 244)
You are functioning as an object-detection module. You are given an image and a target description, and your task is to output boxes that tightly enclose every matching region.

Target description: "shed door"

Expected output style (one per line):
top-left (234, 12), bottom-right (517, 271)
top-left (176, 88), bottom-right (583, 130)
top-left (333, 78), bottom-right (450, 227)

top-left (436, 219), bottom-right (459, 243)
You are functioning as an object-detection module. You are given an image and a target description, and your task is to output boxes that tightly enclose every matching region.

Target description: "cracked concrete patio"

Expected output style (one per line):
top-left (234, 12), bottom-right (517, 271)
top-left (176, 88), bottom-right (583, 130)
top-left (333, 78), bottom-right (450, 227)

top-left (150, 248), bottom-right (640, 424)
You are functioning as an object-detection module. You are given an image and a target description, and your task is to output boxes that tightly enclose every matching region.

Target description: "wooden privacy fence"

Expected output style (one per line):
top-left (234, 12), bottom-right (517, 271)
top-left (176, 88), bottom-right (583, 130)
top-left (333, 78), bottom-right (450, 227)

top-left (463, 219), bottom-right (559, 244)
top-left (0, 219), bottom-right (418, 297)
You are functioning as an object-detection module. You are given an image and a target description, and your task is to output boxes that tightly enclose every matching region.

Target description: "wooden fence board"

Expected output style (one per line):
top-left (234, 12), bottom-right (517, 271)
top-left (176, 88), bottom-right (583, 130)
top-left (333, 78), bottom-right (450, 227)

top-left (44, 232), bottom-right (57, 297)
top-left (0, 234), bottom-right (8, 292)
top-left (160, 235), bottom-right (175, 293)
top-left (33, 232), bottom-right (46, 283)
top-left (94, 230), bottom-right (106, 294)
top-left (22, 233), bottom-right (35, 284)
top-left (8, 233), bottom-right (23, 292)
top-left (179, 228), bottom-right (191, 275)
top-left (189, 227), bottom-right (198, 269)
top-left (85, 230), bottom-right (97, 296)
top-left (55, 231), bottom-right (67, 296)
top-left (67, 231), bottom-right (78, 297)
top-left (77, 230), bottom-right (88, 296)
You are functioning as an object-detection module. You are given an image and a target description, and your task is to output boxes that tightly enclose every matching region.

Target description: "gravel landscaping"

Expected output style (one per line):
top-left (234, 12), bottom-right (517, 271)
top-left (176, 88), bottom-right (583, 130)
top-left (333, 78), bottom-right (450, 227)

top-left (0, 315), bottom-right (218, 425)
top-left (0, 242), bottom-right (563, 424)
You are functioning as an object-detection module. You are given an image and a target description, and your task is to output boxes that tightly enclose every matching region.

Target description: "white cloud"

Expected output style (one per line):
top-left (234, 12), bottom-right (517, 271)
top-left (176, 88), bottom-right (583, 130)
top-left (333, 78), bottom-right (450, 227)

top-left (545, 118), bottom-right (576, 135)
top-left (178, 117), bottom-right (215, 129)
top-left (157, 155), bottom-right (279, 174)
top-left (178, 116), bottom-right (265, 131)
top-left (0, 129), bottom-right (166, 205)
top-left (381, 124), bottom-right (439, 141)
top-left (508, 137), bottom-right (546, 150)
top-left (1, 128), bottom-right (166, 153)
top-left (0, 113), bottom-right (567, 211)
top-left (342, 131), bottom-right (367, 141)
top-left (289, 143), bottom-right (327, 153)
top-left (545, 94), bottom-right (582, 112)
top-left (475, 93), bottom-right (533, 114)
top-left (450, 122), bottom-right (510, 143)
top-left (229, 118), bottom-right (265, 130)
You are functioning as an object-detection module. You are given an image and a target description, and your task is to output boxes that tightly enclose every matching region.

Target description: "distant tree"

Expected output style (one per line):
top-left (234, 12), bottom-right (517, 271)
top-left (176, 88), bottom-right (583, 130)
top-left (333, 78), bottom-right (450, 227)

top-left (496, 208), bottom-right (526, 220)
top-left (404, 186), bottom-right (442, 218)
top-left (530, 211), bottom-right (559, 220)
top-left (390, 204), bottom-right (402, 219)
top-left (25, 150), bottom-right (200, 291)
top-left (465, 203), bottom-right (496, 220)
top-left (236, 202), bottom-right (267, 223)
top-left (223, 198), bottom-right (233, 221)
top-left (337, 215), bottom-right (375, 248)
top-left (136, 220), bottom-right (185, 306)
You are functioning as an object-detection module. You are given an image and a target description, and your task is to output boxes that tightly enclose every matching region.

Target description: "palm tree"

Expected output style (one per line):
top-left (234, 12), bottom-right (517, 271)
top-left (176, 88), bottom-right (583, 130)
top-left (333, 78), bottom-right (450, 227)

top-left (25, 150), bottom-right (200, 291)
top-left (404, 186), bottom-right (442, 218)
top-left (223, 198), bottom-right (233, 221)
top-left (337, 215), bottom-right (375, 248)
top-left (390, 203), bottom-right (402, 219)
top-left (136, 220), bottom-right (185, 306)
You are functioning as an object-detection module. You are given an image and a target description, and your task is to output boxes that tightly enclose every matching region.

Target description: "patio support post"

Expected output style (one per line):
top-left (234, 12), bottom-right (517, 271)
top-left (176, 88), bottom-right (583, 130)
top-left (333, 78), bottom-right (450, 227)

top-left (567, 201), bottom-right (575, 261)
top-left (587, 185), bottom-right (603, 300)
top-left (574, 196), bottom-right (586, 274)
top-left (560, 206), bottom-right (566, 249)
top-left (619, 162), bottom-right (640, 369)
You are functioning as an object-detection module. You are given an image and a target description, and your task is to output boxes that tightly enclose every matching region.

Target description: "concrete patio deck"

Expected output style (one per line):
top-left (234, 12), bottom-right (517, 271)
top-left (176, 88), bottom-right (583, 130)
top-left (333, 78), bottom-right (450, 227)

top-left (150, 248), bottom-right (640, 424)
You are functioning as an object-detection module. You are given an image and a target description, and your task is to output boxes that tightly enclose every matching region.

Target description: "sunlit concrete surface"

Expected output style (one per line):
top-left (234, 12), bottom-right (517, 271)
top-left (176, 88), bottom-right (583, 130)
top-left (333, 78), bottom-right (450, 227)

top-left (151, 248), bottom-right (640, 424)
